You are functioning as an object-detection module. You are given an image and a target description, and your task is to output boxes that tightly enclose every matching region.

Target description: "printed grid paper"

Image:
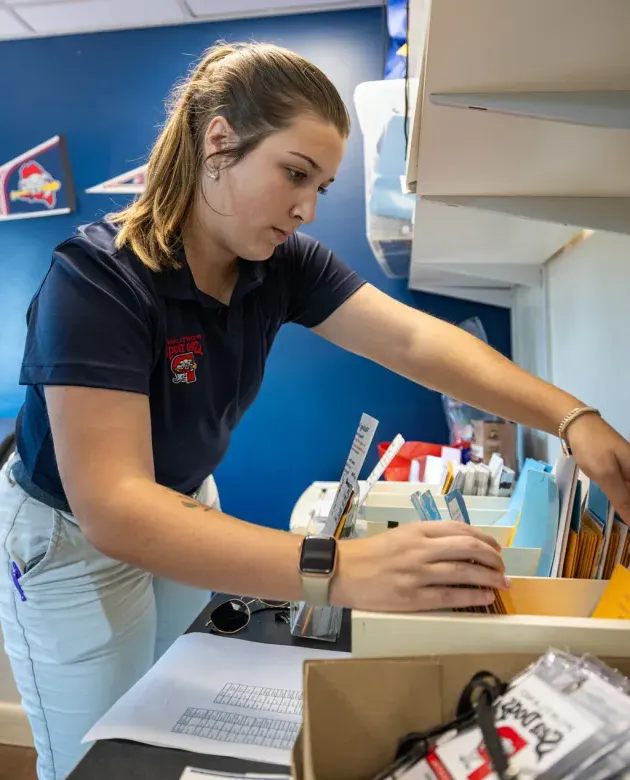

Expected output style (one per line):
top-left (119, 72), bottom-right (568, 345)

top-left (171, 683), bottom-right (302, 750)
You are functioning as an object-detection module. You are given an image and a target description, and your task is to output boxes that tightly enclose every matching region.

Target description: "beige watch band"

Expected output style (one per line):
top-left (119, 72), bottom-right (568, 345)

top-left (301, 574), bottom-right (332, 607)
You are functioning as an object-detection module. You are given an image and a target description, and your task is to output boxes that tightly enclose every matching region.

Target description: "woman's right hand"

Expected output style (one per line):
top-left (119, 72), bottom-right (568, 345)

top-left (331, 521), bottom-right (509, 613)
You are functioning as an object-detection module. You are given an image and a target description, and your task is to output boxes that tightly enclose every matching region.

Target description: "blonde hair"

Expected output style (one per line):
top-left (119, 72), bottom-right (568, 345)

top-left (110, 41), bottom-right (351, 271)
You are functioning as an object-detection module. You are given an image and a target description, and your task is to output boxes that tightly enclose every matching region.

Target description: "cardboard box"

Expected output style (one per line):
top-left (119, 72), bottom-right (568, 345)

top-left (352, 576), bottom-right (630, 659)
top-left (471, 419), bottom-right (517, 472)
top-left (293, 652), bottom-right (630, 780)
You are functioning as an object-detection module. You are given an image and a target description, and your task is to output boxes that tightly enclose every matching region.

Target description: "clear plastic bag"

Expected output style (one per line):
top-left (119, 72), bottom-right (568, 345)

top-left (542, 652), bottom-right (630, 780)
top-left (514, 649), bottom-right (630, 780)
top-left (402, 649), bottom-right (630, 780)
top-left (354, 78), bottom-right (415, 279)
top-left (441, 317), bottom-right (499, 447)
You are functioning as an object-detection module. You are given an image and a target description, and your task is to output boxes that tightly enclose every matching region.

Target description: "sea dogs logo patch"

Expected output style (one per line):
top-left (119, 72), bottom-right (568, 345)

top-left (10, 160), bottom-right (61, 209)
top-left (167, 335), bottom-right (203, 385)
top-left (1, 135), bottom-right (75, 222)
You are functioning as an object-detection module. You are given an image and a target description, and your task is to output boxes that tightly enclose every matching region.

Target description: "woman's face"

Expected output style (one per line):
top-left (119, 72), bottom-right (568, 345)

top-left (196, 114), bottom-right (345, 261)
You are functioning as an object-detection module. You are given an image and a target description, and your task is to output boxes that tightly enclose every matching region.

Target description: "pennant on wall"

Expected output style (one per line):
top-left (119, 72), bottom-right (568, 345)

top-left (86, 164), bottom-right (147, 195)
top-left (0, 135), bottom-right (76, 222)
top-left (385, 0), bottom-right (408, 79)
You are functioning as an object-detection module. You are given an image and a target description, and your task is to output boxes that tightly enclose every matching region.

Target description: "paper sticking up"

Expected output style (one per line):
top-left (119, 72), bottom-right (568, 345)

top-left (359, 434), bottom-right (405, 509)
top-left (322, 412), bottom-right (379, 536)
top-left (591, 563), bottom-right (630, 619)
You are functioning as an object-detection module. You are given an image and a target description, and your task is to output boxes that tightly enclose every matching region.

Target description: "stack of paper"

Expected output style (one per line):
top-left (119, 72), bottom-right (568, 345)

top-left (411, 450), bottom-right (628, 584)
top-left (423, 455), bottom-right (515, 498)
top-left (501, 451), bottom-right (629, 582)
top-left (562, 479), bottom-right (630, 580)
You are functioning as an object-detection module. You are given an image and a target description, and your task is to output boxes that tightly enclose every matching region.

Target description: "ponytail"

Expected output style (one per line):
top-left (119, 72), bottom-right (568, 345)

top-left (111, 45), bottom-right (237, 270)
top-left (111, 42), bottom-right (350, 270)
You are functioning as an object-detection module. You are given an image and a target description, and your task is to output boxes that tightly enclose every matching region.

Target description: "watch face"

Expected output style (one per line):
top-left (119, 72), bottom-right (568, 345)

top-left (300, 536), bottom-right (337, 575)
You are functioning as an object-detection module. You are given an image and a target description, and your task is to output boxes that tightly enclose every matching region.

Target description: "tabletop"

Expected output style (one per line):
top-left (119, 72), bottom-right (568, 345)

top-left (68, 594), bottom-right (351, 780)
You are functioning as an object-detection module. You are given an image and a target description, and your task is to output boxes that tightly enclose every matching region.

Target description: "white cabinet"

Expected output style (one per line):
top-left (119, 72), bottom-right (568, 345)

top-left (409, 200), bottom-right (582, 308)
top-left (403, 0), bottom-right (630, 305)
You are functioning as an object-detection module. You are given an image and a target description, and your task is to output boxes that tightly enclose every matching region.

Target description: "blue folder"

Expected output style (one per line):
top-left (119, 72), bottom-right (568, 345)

top-left (495, 457), bottom-right (552, 527)
top-left (510, 469), bottom-right (560, 577)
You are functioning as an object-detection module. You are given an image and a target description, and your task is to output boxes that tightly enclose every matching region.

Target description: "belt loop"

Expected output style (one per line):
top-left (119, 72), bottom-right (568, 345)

top-left (4, 451), bottom-right (18, 487)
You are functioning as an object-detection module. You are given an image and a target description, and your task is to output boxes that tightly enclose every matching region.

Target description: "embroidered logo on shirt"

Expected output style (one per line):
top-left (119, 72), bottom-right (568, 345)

top-left (167, 335), bottom-right (203, 385)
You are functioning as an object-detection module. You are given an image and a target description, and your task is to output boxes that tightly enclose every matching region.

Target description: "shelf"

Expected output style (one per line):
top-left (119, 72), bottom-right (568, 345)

top-left (408, 279), bottom-right (514, 308)
top-left (406, 199), bottom-right (581, 307)
top-left (399, 0), bottom-right (630, 301)
top-left (424, 196), bottom-right (630, 236)
top-left (429, 91), bottom-right (630, 131)
top-left (406, 0), bottom-right (630, 201)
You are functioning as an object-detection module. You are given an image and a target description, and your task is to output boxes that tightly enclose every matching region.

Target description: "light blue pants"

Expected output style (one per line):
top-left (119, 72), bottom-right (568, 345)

top-left (0, 455), bottom-right (218, 780)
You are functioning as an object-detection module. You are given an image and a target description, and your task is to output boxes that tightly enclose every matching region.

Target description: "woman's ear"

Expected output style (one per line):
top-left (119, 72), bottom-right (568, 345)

top-left (204, 116), bottom-right (238, 162)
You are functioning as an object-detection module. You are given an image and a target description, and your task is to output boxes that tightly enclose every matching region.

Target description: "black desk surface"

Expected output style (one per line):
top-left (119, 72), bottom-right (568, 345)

top-left (68, 595), bottom-right (351, 780)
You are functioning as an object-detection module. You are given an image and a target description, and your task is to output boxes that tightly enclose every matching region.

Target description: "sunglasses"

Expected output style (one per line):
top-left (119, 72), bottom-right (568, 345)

top-left (205, 598), bottom-right (290, 635)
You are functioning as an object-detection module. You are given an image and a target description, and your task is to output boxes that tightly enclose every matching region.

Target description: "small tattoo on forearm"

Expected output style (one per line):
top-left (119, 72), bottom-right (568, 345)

top-left (181, 499), bottom-right (211, 512)
top-left (163, 486), bottom-right (213, 512)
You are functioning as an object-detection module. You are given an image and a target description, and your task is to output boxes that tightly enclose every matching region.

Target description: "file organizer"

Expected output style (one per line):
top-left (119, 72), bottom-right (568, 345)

top-left (369, 480), bottom-right (511, 504)
top-left (352, 576), bottom-right (630, 659)
top-left (362, 491), bottom-right (508, 522)
top-left (358, 491), bottom-right (541, 575)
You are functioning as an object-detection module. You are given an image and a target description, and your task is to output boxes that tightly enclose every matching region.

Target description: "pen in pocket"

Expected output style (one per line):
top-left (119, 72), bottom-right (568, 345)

top-left (11, 561), bottom-right (26, 602)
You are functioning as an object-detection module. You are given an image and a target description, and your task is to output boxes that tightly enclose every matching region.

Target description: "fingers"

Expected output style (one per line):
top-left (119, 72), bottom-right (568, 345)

top-left (570, 423), bottom-right (630, 525)
top-left (424, 534), bottom-right (505, 573)
top-left (615, 487), bottom-right (630, 527)
top-left (422, 560), bottom-right (510, 591)
top-left (418, 520), bottom-right (502, 553)
top-left (597, 456), bottom-right (630, 526)
top-left (414, 586), bottom-right (496, 612)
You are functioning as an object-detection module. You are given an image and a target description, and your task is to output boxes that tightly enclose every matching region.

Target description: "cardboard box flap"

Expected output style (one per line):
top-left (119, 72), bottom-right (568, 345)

top-left (303, 657), bottom-right (442, 780)
top-left (298, 653), bottom-right (630, 780)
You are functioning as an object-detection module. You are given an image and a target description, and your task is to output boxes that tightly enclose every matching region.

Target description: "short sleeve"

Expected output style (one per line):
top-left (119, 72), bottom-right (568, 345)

top-left (19, 237), bottom-right (156, 395)
top-left (282, 232), bottom-right (366, 328)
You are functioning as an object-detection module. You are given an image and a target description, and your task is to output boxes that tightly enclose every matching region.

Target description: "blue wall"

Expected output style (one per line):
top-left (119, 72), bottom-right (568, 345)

top-left (0, 9), bottom-right (511, 528)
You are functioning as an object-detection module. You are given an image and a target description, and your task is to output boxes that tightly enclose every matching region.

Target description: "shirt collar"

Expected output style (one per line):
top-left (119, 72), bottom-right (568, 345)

top-left (152, 248), bottom-right (269, 307)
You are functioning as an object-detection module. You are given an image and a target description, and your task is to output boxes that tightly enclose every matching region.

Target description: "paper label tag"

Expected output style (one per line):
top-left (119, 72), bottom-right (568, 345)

top-left (322, 413), bottom-right (378, 535)
top-left (411, 490), bottom-right (442, 522)
top-left (445, 489), bottom-right (471, 525)
top-left (413, 674), bottom-right (601, 780)
top-left (360, 434), bottom-right (404, 507)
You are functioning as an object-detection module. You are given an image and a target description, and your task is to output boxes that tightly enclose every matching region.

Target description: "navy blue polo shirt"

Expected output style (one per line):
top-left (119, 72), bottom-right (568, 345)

top-left (16, 219), bottom-right (364, 501)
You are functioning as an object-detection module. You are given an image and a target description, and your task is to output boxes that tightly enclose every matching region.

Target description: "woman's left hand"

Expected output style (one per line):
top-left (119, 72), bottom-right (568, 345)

top-left (567, 413), bottom-right (630, 525)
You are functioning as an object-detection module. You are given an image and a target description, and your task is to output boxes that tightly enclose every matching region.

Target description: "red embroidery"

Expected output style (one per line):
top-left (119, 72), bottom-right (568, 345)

top-left (167, 335), bottom-right (203, 385)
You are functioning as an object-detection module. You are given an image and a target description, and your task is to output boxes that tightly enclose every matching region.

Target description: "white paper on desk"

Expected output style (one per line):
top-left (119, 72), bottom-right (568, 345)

top-left (83, 633), bottom-right (348, 766)
top-left (180, 767), bottom-right (290, 779)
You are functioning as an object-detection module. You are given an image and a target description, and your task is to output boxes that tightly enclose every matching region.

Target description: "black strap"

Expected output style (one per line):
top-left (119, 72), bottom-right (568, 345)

top-left (373, 671), bottom-right (512, 780)
top-left (476, 689), bottom-right (512, 780)
top-left (458, 672), bottom-right (513, 780)
top-left (456, 670), bottom-right (508, 719)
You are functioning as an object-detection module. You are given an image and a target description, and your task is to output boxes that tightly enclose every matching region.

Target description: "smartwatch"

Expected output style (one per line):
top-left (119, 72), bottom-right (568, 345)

top-left (298, 535), bottom-right (338, 607)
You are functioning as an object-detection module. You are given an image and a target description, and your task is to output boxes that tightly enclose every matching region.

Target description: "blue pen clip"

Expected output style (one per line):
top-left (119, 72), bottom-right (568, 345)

top-left (11, 562), bottom-right (26, 602)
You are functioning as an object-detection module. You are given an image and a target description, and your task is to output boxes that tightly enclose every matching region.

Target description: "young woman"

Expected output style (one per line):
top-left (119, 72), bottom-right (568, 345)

top-left (1, 41), bottom-right (629, 780)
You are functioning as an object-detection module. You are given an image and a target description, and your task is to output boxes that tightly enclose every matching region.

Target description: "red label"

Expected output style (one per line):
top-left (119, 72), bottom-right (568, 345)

top-left (167, 335), bottom-right (203, 385)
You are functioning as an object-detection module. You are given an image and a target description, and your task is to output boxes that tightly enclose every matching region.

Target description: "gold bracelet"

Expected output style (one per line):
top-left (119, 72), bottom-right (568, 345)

top-left (558, 406), bottom-right (601, 457)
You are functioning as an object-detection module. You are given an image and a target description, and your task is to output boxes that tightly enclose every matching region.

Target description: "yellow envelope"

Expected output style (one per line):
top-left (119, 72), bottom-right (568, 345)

top-left (591, 564), bottom-right (630, 619)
